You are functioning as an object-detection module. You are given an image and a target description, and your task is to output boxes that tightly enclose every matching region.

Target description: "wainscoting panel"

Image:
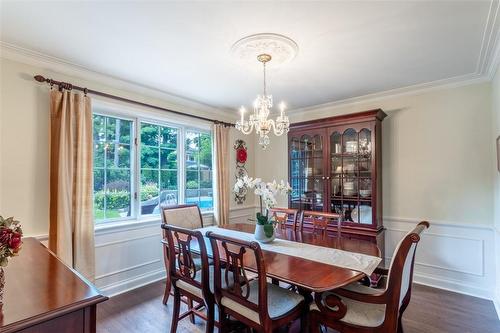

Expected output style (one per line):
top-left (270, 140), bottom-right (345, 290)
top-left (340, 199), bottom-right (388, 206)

top-left (94, 220), bottom-right (164, 296)
top-left (384, 217), bottom-right (496, 300)
top-left (94, 208), bottom-right (250, 297)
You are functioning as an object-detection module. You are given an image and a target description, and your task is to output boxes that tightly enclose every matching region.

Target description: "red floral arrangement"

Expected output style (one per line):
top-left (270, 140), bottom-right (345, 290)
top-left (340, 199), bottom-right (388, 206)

top-left (0, 216), bottom-right (23, 267)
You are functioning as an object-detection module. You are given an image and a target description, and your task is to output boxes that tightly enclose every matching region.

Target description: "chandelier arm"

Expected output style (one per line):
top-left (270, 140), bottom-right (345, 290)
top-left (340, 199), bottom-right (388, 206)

top-left (240, 122), bottom-right (254, 135)
top-left (271, 120), bottom-right (285, 136)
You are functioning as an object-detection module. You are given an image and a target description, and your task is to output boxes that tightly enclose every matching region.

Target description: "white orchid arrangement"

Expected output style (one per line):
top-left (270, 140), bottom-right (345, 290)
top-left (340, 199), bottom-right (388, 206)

top-left (233, 175), bottom-right (292, 211)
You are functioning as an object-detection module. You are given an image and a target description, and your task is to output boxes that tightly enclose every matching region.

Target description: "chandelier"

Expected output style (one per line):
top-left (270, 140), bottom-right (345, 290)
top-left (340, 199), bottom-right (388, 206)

top-left (235, 53), bottom-right (290, 149)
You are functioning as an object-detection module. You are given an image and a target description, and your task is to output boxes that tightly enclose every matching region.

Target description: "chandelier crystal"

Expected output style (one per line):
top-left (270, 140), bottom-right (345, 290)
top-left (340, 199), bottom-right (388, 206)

top-left (236, 53), bottom-right (290, 149)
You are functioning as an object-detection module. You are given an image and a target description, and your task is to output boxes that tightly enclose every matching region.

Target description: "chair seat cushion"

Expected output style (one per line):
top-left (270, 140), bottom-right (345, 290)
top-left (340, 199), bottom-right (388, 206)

top-left (221, 280), bottom-right (304, 324)
top-left (310, 288), bottom-right (386, 328)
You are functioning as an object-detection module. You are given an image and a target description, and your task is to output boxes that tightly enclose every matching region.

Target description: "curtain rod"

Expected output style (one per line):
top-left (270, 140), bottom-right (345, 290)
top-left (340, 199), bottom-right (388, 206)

top-left (33, 75), bottom-right (235, 127)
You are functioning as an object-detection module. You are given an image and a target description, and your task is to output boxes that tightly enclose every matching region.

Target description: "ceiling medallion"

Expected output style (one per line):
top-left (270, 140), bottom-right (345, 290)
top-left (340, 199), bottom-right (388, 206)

top-left (230, 33), bottom-right (299, 66)
top-left (233, 34), bottom-right (297, 149)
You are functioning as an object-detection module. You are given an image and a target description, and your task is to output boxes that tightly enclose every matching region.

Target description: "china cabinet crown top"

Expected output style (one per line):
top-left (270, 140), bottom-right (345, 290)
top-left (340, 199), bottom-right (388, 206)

top-left (290, 109), bottom-right (387, 131)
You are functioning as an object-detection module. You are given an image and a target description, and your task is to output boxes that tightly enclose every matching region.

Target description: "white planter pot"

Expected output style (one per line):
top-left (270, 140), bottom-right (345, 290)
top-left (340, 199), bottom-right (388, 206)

top-left (254, 224), bottom-right (275, 243)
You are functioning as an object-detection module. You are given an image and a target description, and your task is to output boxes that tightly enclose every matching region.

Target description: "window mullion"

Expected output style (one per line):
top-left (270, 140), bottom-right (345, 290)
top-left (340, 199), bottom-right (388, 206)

top-left (134, 118), bottom-right (141, 219)
top-left (103, 118), bottom-right (108, 219)
top-left (179, 127), bottom-right (186, 205)
top-left (198, 133), bottom-right (201, 203)
top-left (157, 127), bottom-right (161, 210)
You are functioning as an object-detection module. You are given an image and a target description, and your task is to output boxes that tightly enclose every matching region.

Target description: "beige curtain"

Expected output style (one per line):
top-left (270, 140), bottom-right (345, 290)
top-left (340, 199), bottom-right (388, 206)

top-left (213, 123), bottom-right (230, 225)
top-left (49, 89), bottom-right (95, 281)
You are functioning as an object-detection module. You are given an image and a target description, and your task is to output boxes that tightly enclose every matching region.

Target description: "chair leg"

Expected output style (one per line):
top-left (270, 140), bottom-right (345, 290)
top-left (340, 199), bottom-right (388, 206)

top-left (300, 307), bottom-right (308, 333)
top-left (309, 312), bottom-right (320, 333)
top-left (162, 273), bottom-right (171, 305)
top-left (398, 297), bottom-right (409, 333)
top-left (188, 297), bottom-right (196, 324)
top-left (205, 303), bottom-right (215, 333)
top-left (170, 289), bottom-right (181, 333)
top-left (219, 307), bottom-right (229, 333)
top-left (397, 313), bottom-right (404, 333)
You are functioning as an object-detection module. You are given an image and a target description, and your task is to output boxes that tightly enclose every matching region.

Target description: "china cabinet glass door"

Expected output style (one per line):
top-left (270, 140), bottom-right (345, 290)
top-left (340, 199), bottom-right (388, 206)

top-left (329, 125), bottom-right (374, 226)
top-left (289, 131), bottom-right (325, 212)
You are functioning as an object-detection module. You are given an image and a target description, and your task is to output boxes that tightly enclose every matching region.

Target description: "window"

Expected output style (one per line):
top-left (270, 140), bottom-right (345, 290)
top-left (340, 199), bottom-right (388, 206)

top-left (140, 122), bottom-right (178, 216)
top-left (93, 115), bottom-right (134, 222)
top-left (92, 112), bottom-right (213, 224)
top-left (185, 131), bottom-right (213, 210)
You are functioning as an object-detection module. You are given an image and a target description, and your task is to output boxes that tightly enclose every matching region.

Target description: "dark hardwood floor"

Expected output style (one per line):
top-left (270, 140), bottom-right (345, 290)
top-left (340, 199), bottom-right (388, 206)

top-left (97, 280), bottom-right (500, 333)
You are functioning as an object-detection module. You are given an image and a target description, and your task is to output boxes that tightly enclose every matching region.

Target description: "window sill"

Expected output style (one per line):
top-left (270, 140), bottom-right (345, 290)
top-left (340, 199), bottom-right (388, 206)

top-left (94, 212), bottom-right (214, 235)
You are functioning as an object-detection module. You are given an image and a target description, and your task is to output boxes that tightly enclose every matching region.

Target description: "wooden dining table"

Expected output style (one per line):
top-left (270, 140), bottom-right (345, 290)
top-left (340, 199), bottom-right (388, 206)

top-left (199, 223), bottom-right (381, 293)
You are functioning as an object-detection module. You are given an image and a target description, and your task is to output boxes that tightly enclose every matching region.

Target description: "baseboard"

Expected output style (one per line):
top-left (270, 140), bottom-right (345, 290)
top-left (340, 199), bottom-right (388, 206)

top-left (98, 268), bottom-right (166, 298)
top-left (412, 272), bottom-right (492, 300)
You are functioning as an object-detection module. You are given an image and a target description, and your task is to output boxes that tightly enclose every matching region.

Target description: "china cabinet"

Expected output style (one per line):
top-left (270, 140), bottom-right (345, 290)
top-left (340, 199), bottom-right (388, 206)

top-left (288, 109), bottom-right (387, 253)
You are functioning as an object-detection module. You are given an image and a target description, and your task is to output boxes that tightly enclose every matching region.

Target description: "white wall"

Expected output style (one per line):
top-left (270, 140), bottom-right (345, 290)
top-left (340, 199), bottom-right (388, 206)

top-left (255, 82), bottom-right (497, 300)
top-left (0, 54), bottom-right (257, 295)
top-left (491, 65), bottom-right (500, 315)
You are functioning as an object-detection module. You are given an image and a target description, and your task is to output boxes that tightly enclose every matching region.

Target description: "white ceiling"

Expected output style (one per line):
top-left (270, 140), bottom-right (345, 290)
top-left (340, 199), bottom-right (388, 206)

top-left (1, 1), bottom-right (498, 111)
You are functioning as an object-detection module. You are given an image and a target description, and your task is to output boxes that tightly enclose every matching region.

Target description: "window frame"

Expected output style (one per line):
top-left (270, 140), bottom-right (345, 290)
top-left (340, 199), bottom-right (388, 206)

top-left (92, 103), bottom-right (214, 225)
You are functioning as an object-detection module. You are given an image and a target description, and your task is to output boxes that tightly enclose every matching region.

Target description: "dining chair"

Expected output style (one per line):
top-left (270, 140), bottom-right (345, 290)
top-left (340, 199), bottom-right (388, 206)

top-left (309, 221), bottom-right (430, 333)
top-left (206, 231), bottom-right (306, 333)
top-left (162, 224), bottom-right (215, 333)
top-left (268, 207), bottom-right (299, 230)
top-left (300, 210), bottom-right (341, 236)
top-left (161, 204), bottom-right (204, 306)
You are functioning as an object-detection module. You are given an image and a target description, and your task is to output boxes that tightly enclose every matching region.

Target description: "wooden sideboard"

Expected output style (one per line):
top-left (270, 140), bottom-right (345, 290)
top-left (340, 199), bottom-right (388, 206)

top-left (0, 238), bottom-right (108, 333)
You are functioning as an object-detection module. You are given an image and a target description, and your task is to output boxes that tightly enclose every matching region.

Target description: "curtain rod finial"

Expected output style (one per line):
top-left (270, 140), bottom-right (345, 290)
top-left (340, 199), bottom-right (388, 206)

top-left (34, 75), bottom-right (47, 83)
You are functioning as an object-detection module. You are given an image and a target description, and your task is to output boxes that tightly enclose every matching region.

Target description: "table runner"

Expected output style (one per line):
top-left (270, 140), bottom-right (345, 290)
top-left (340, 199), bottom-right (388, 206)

top-left (197, 226), bottom-right (381, 276)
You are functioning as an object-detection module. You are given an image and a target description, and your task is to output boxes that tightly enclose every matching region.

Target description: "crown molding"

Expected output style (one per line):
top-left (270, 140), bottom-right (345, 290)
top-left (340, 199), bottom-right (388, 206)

top-left (0, 41), bottom-right (233, 122)
top-left (287, 73), bottom-right (488, 115)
